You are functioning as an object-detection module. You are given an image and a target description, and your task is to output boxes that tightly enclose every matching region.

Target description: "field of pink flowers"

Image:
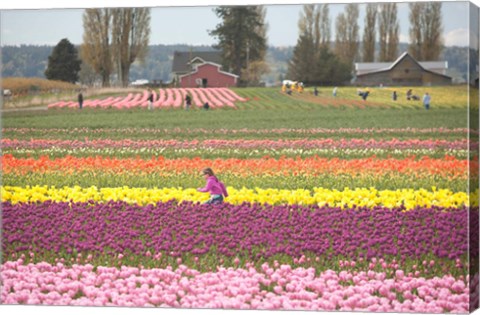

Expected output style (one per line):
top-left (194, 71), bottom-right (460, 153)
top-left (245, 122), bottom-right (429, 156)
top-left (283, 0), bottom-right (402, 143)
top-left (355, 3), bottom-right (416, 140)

top-left (46, 88), bottom-right (247, 109)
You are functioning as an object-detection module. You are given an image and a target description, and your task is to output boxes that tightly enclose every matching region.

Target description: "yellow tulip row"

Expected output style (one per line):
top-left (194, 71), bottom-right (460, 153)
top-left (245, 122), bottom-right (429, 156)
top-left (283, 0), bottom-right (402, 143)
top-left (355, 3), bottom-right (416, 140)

top-left (2, 186), bottom-right (476, 210)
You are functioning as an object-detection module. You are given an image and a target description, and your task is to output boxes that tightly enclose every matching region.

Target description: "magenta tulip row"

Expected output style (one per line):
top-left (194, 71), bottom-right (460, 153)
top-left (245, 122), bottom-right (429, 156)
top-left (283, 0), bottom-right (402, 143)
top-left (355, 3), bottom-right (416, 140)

top-left (2, 201), bottom-right (470, 260)
top-left (1, 259), bottom-right (472, 312)
top-left (47, 88), bottom-right (247, 109)
top-left (2, 138), bottom-right (471, 150)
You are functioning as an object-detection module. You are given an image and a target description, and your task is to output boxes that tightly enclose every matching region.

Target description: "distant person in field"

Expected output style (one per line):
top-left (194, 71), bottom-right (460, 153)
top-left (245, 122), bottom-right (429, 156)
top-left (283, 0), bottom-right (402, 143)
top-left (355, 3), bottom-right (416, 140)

top-left (423, 92), bottom-right (431, 110)
top-left (298, 82), bottom-right (304, 93)
top-left (333, 87), bottom-right (338, 97)
top-left (358, 89), bottom-right (369, 101)
top-left (78, 92), bottom-right (83, 109)
top-left (185, 94), bottom-right (192, 111)
top-left (314, 87), bottom-right (318, 96)
top-left (392, 91), bottom-right (397, 101)
top-left (406, 89), bottom-right (413, 101)
top-left (147, 88), bottom-right (154, 110)
top-left (197, 168), bottom-right (228, 204)
top-left (361, 91), bottom-right (369, 101)
top-left (203, 102), bottom-right (210, 110)
top-left (286, 83), bottom-right (292, 95)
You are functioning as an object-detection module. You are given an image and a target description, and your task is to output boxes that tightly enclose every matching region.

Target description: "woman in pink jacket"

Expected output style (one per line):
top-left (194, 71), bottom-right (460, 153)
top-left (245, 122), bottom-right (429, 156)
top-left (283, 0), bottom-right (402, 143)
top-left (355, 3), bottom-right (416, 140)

top-left (197, 168), bottom-right (228, 204)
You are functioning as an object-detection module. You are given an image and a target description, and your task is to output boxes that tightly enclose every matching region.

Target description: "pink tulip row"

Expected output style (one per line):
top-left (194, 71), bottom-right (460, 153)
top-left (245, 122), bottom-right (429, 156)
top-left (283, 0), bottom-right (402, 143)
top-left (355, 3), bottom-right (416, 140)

top-left (1, 137), bottom-right (471, 150)
top-left (2, 127), bottom-right (472, 136)
top-left (46, 88), bottom-right (246, 109)
top-left (1, 259), bottom-right (473, 312)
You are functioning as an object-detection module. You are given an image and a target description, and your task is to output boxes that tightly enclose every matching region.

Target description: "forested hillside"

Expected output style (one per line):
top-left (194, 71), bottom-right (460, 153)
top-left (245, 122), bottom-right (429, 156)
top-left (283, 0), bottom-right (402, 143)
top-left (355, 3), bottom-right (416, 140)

top-left (2, 45), bottom-right (53, 78)
top-left (1, 44), bottom-right (468, 85)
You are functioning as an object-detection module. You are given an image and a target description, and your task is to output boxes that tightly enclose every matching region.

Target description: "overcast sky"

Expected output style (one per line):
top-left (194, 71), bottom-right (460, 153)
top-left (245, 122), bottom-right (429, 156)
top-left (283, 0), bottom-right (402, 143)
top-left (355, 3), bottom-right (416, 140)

top-left (0, 0), bottom-right (478, 47)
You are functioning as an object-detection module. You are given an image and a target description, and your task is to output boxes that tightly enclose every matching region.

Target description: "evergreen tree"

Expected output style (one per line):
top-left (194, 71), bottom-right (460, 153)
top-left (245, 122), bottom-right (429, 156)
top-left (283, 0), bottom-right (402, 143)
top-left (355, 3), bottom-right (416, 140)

top-left (312, 46), bottom-right (351, 86)
top-left (287, 33), bottom-right (316, 82)
top-left (288, 4), bottom-right (323, 82)
top-left (209, 6), bottom-right (267, 85)
top-left (44, 38), bottom-right (81, 83)
top-left (289, 4), bottom-right (350, 85)
top-left (241, 6), bottom-right (270, 86)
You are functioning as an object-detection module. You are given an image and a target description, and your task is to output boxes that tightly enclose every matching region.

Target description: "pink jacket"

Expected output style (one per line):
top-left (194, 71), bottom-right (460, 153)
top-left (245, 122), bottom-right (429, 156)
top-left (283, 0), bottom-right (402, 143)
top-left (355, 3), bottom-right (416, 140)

top-left (197, 176), bottom-right (228, 197)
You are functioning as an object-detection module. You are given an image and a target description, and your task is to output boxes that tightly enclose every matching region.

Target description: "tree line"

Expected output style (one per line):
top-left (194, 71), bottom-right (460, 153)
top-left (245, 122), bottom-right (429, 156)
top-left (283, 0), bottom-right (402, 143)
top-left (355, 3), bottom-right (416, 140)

top-left (44, 8), bottom-right (151, 87)
top-left (41, 3), bottom-right (444, 87)
top-left (288, 2), bottom-right (443, 86)
top-left (4, 44), bottom-right (470, 85)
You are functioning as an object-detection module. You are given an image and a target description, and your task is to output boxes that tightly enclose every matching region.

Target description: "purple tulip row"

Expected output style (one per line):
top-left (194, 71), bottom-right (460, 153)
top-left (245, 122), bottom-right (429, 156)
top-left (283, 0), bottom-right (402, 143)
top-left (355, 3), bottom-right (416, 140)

top-left (2, 201), bottom-right (475, 261)
top-left (1, 259), bottom-right (473, 312)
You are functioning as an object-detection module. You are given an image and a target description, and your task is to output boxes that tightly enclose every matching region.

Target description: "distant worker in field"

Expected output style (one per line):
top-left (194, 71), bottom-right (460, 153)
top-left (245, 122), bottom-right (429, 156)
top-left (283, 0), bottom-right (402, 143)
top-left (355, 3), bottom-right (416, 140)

top-left (406, 89), bottom-right (413, 101)
top-left (333, 87), bottom-right (338, 97)
top-left (197, 167), bottom-right (228, 204)
top-left (357, 88), bottom-right (369, 101)
top-left (78, 92), bottom-right (83, 110)
top-left (286, 83), bottom-right (292, 95)
top-left (423, 92), bottom-right (431, 110)
top-left (314, 87), bottom-right (318, 96)
top-left (361, 91), bottom-right (369, 101)
top-left (147, 88), bottom-right (154, 110)
top-left (392, 91), bottom-right (397, 101)
top-left (203, 102), bottom-right (210, 110)
top-left (297, 82), bottom-right (304, 93)
top-left (185, 94), bottom-right (192, 111)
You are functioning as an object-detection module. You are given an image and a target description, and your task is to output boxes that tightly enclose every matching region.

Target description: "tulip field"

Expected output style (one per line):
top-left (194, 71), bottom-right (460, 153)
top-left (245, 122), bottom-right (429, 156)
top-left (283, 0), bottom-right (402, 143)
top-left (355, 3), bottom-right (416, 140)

top-left (47, 88), bottom-right (247, 109)
top-left (1, 86), bottom-right (479, 313)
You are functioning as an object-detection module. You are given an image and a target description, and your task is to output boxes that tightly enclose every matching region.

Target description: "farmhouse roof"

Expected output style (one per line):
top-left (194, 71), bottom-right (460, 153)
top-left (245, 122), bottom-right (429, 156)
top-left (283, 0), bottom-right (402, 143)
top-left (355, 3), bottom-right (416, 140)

top-left (355, 52), bottom-right (450, 78)
top-left (172, 51), bottom-right (223, 73)
top-left (179, 62), bottom-right (239, 79)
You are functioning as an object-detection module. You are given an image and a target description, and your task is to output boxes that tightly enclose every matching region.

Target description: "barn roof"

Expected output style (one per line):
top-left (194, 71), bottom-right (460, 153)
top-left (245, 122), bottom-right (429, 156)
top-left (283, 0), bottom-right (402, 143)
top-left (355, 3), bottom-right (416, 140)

top-left (172, 51), bottom-right (223, 73)
top-left (355, 52), bottom-right (450, 79)
top-left (178, 62), bottom-right (239, 79)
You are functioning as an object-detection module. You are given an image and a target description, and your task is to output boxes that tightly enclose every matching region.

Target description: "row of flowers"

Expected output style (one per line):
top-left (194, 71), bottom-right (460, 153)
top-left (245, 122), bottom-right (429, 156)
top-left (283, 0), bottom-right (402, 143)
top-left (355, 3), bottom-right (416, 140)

top-left (3, 127), bottom-right (473, 136)
top-left (2, 200), bottom-right (472, 261)
top-left (2, 138), bottom-right (472, 150)
top-left (6, 147), bottom-right (469, 160)
top-left (1, 259), bottom-right (472, 312)
top-left (47, 88), bottom-right (247, 110)
top-left (5, 171), bottom-right (468, 193)
top-left (3, 154), bottom-right (470, 178)
top-left (2, 186), bottom-right (473, 209)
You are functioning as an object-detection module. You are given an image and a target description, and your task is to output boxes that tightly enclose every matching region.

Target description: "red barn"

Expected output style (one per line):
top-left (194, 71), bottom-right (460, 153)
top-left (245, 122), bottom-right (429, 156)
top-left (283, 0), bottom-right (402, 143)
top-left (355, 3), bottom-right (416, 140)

top-left (179, 62), bottom-right (238, 88)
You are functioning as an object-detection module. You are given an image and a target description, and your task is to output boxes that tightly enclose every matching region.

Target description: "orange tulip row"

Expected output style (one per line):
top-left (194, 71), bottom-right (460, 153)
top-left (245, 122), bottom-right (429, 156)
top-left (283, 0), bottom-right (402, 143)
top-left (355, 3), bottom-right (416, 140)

top-left (3, 154), bottom-right (471, 178)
